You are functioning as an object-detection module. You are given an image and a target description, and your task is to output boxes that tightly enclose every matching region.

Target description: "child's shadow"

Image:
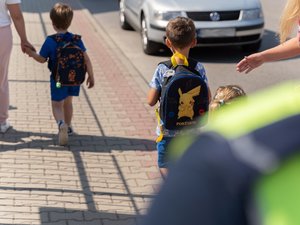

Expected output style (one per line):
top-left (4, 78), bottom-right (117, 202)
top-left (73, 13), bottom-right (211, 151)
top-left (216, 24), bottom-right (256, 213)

top-left (0, 128), bottom-right (155, 152)
top-left (0, 128), bottom-right (56, 150)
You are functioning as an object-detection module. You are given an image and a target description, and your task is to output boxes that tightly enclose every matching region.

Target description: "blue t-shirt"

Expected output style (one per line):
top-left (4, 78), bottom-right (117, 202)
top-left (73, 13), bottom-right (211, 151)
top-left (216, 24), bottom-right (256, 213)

top-left (39, 32), bottom-right (86, 78)
top-left (149, 61), bottom-right (209, 137)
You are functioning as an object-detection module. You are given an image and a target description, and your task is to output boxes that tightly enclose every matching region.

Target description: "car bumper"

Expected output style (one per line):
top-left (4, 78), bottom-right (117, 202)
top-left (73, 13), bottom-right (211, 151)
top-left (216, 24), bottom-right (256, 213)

top-left (149, 22), bottom-right (264, 46)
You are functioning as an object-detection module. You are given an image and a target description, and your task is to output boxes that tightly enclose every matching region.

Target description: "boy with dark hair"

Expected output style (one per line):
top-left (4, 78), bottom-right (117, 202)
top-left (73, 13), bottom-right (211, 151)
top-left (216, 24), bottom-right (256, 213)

top-left (147, 16), bottom-right (211, 178)
top-left (25, 2), bottom-right (95, 145)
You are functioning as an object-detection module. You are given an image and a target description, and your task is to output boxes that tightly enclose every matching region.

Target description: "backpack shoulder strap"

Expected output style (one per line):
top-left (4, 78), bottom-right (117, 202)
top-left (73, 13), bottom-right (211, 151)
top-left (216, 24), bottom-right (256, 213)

top-left (49, 34), bottom-right (82, 44)
top-left (159, 58), bottom-right (201, 76)
top-left (158, 60), bottom-right (172, 69)
top-left (187, 57), bottom-right (198, 69)
top-left (186, 57), bottom-right (201, 76)
top-left (72, 34), bottom-right (82, 42)
top-left (49, 34), bottom-right (63, 43)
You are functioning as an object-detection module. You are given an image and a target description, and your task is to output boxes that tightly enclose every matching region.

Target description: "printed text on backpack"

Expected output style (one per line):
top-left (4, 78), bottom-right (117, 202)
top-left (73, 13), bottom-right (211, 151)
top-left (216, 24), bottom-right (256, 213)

top-left (159, 59), bottom-right (209, 130)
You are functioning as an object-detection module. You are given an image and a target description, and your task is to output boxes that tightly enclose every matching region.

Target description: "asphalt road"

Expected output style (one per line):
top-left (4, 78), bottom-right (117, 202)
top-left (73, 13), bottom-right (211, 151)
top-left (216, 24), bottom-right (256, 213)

top-left (79, 0), bottom-right (299, 94)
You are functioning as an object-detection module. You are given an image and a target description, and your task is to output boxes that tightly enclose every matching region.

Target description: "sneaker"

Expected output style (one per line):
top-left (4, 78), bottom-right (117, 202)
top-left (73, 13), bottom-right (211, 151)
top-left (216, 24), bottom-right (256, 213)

top-left (68, 126), bottom-right (74, 136)
top-left (58, 122), bottom-right (68, 146)
top-left (0, 121), bottom-right (11, 133)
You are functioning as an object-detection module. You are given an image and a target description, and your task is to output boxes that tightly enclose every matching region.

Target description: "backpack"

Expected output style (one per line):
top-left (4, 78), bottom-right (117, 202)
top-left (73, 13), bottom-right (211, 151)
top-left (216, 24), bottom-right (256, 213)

top-left (50, 34), bottom-right (86, 87)
top-left (159, 58), bottom-right (209, 130)
top-left (142, 81), bottom-right (300, 225)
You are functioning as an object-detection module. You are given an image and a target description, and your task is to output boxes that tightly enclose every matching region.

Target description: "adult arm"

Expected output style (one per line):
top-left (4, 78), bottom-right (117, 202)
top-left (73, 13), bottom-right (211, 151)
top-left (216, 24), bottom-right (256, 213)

top-left (237, 37), bottom-right (300, 73)
top-left (7, 3), bottom-right (34, 53)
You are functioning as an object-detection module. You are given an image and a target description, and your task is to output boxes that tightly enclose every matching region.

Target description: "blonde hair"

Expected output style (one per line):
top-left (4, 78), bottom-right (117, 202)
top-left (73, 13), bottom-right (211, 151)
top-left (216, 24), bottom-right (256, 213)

top-left (279, 0), bottom-right (300, 43)
top-left (209, 85), bottom-right (246, 112)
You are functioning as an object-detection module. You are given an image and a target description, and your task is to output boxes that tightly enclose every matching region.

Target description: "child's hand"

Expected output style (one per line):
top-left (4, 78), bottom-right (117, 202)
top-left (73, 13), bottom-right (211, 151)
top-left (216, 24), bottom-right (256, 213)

top-left (24, 46), bottom-right (36, 57)
top-left (86, 75), bottom-right (95, 89)
top-left (21, 40), bottom-right (36, 53)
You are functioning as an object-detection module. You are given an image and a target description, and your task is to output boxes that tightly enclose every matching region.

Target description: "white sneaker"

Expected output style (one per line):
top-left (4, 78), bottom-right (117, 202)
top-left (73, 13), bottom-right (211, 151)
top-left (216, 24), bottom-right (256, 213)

top-left (58, 122), bottom-right (68, 146)
top-left (0, 121), bottom-right (11, 133)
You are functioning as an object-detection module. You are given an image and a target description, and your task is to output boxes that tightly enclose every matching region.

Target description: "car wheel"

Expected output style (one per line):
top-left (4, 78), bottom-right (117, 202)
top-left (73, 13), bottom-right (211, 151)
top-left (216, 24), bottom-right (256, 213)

top-left (141, 15), bottom-right (161, 55)
top-left (242, 40), bottom-right (261, 53)
top-left (119, 0), bottom-right (132, 30)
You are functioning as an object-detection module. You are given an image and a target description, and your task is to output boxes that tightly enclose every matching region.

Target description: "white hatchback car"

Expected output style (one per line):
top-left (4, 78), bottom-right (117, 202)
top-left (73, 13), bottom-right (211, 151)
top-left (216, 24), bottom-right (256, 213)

top-left (119, 0), bottom-right (264, 55)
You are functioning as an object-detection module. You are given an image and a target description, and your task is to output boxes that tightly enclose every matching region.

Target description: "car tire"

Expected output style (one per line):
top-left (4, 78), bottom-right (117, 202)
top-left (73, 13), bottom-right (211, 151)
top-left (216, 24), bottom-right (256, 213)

top-left (119, 0), bottom-right (132, 30)
top-left (141, 15), bottom-right (161, 55)
top-left (242, 40), bottom-right (261, 53)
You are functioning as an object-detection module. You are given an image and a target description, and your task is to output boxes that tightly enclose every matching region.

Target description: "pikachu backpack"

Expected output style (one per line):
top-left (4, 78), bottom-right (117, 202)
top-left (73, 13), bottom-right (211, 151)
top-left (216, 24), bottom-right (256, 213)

top-left (142, 81), bottom-right (300, 225)
top-left (158, 56), bottom-right (209, 131)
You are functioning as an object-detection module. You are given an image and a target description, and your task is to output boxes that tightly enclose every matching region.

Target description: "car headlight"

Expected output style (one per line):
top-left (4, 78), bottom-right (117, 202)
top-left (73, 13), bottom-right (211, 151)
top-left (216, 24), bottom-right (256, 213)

top-left (241, 8), bottom-right (263, 20)
top-left (153, 11), bottom-right (187, 21)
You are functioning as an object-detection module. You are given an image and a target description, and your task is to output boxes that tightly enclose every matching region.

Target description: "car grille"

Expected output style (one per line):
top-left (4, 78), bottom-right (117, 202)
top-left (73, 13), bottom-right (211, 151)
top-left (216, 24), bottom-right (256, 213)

top-left (187, 11), bottom-right (240, 21)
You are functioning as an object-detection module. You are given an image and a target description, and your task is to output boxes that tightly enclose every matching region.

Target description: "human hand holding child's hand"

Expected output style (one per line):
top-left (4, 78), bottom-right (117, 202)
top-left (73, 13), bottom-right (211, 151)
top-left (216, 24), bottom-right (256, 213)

top-left (86, 75), bottom-right (95, 89)
top-left (21, 40), bottom-right (36, 53)
top-left (24, 46), bottom-right (36, 57)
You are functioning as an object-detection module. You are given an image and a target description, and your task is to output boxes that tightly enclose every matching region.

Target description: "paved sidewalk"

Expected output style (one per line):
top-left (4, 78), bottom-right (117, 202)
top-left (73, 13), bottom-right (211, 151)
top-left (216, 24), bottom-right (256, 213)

top-left (0, 0), bottom-right (161, 224)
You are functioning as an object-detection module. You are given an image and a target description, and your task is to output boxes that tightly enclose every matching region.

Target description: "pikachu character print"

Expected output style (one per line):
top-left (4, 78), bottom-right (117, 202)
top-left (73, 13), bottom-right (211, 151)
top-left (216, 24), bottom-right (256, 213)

top-left (178, 86), bottom-right (201, 120)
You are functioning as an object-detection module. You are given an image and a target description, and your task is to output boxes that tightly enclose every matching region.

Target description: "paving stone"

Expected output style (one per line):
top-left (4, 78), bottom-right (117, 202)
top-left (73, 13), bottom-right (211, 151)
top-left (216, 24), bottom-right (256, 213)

top-left (0, 0), bottom-right (161, 224)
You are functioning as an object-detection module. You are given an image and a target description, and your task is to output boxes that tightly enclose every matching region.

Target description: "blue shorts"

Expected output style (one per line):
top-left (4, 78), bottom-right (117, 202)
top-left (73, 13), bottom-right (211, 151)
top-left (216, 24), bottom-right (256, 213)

top-left (156, 137), bottom-right (173, 168)
top-left (50, 78), bottom-right (80, 101)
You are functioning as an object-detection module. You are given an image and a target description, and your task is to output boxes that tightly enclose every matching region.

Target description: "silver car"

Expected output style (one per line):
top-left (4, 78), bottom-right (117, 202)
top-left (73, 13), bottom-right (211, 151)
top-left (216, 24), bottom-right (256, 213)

top-left (119, 0), bottom-right (264, 55)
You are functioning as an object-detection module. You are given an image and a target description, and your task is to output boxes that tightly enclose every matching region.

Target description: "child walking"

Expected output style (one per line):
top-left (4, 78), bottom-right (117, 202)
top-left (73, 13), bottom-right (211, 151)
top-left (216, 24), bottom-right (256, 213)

top-left (25, 3), bottom-right (95, 145)
top-left (147, 17), bottom-right (211, 178)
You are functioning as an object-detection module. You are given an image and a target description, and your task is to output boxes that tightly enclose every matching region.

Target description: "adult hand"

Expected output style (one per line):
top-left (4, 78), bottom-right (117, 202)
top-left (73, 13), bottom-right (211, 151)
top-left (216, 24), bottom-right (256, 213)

top-left (24, 45), bottom-right (35, 57)
top-left (21, 40), bottom-right (35, 53)
top-left (236, 53), bottom-right (264, 74)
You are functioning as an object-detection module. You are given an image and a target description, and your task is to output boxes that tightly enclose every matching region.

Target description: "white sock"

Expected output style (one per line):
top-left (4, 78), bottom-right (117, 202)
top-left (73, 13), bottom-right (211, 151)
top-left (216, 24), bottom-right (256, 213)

top-left (57, 120), bottom-right (65, 127)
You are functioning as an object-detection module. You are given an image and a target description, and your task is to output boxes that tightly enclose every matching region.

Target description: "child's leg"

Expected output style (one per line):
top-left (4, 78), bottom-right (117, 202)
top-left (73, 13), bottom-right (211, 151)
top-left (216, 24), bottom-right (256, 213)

top-left (64, 86), bottom-right (80, 135)
top-left (159, 168), bottom-right (168, 179)
top-left (51, 100), bottom-right (65, 123)
top-left (63, 96), bottom-right (73, 126)
top-left (52, 100), bottom-right (68, 145)
top-left (156, 137), bottom-right (172, 179)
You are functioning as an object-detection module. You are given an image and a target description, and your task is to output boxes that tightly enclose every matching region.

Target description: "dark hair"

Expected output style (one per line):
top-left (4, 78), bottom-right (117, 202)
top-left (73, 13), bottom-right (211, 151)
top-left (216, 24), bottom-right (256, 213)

top-left (50, 3), bottom-right (73, 30)
top-left (166, 17), bottom-right (196, 49)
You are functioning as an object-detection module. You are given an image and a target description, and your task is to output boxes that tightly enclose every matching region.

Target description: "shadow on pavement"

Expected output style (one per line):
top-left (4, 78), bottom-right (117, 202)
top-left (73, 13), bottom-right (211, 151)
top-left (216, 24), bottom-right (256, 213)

top-left (21, 0), bottom-right (83, 12)
top-left (39, 207), bottom-right (142, 225)
top-left (148, 29), bottom-right (283, 63)
top-left (22, 0), bottom-right (119, 14)
top-left (0, 129), bottom-right (156, 225)
top-left (0, 128), bottom-right (155, 152)
top-left (79, 0), bottom-right (119, 14)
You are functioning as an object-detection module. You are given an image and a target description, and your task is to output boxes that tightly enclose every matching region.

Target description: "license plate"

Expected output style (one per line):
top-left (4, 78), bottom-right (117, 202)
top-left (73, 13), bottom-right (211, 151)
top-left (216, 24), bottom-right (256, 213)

top-left (198, 28), bottom-right (235, 38)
